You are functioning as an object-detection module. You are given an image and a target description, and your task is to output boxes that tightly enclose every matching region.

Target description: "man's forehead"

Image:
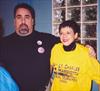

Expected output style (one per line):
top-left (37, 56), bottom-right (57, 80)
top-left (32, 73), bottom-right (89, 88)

top-left (15, 8), bottom-right (32, 16)
top-left (16, 8), bottom-right (31, 14)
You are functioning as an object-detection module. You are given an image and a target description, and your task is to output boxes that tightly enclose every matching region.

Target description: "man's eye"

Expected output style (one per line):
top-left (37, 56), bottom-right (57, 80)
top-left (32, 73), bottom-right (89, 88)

top-left (25, 15), bottom-right (30, 19)
top-left (16, 16), bottom-right (21, 19)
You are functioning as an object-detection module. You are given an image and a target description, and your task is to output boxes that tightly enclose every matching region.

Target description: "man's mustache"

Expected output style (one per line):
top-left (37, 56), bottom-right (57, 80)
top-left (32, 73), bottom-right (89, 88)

top-left (19, 24), bottom-right (28, 29)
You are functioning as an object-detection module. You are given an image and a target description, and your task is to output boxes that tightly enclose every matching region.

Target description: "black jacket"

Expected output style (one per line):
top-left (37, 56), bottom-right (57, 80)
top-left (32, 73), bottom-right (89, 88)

top-left (0, 31), bottom-right (59, 91)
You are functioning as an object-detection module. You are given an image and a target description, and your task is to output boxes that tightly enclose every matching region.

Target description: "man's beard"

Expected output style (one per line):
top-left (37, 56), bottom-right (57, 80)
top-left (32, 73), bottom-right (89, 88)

top-left (19, 24), bottom-right (29, 35)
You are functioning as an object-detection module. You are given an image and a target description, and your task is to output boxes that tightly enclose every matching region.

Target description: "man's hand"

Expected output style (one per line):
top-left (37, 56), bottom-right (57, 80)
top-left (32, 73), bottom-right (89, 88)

top-left (86, 45), bottom-right (96, 58)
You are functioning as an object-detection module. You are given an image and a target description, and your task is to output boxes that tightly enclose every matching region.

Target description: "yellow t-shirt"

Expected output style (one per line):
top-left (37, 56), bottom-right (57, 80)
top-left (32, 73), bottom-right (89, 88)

top-left (50, 43), bottom-right (100, 91)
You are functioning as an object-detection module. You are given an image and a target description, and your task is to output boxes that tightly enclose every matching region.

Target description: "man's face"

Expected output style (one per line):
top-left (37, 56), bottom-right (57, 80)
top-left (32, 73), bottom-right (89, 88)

top-left (14, 8), bottom-right (34, 36)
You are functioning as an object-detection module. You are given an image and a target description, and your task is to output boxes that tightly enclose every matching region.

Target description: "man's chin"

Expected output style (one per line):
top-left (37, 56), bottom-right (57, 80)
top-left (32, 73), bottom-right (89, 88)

top-left (16, 32), bottom-right (31, 37)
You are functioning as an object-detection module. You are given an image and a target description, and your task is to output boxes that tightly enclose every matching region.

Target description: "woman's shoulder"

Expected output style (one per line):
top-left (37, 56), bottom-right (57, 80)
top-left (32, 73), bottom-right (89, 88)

top-left (76, 43), bottom-right (89, 53)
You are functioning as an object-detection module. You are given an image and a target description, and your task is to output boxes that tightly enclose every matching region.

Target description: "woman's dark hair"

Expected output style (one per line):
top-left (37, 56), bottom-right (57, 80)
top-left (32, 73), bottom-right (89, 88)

top-left (59, 20), bottom-right (80, 34)
top-left (14, 3), bottom-right (35, 19)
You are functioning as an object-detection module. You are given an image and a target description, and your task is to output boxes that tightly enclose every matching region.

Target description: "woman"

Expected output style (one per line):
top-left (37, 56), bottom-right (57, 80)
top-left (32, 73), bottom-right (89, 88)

top-left (50, 20), bottom-right (100, 91)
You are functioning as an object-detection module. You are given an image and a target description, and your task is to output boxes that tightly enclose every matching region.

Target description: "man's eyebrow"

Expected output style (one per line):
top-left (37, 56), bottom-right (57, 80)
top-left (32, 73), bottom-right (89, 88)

top-left (25, 15), bottom-right (31, 17)
top-left (15, 15), bottom-right (21, 17)
top-left (15, 14), bottom-right (31, 17)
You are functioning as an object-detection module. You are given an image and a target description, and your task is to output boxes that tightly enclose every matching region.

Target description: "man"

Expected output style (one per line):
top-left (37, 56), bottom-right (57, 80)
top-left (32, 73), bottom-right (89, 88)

top-left (0, 3), bottom-right (59, 91)
top-left (0, 3), bottom-right (96, 91)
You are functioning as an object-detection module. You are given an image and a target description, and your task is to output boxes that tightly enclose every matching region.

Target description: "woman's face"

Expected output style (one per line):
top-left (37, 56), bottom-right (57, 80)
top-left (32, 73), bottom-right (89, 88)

top-left (59, 26), bottom-right (78, 46)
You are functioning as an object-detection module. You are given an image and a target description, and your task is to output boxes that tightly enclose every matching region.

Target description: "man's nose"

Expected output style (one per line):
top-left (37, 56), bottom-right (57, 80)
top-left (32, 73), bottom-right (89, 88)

top-left (22, 18), bottom-right (25, 24)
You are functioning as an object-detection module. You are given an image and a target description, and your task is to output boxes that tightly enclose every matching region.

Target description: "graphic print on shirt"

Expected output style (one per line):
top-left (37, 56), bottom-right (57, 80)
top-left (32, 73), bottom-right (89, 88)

top-left (53, 63), bottom-right (80, 83)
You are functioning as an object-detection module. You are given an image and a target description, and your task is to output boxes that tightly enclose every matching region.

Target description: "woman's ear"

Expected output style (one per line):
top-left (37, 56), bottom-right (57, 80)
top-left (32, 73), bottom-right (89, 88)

top-left (75, 33), bottom-right (78, 39)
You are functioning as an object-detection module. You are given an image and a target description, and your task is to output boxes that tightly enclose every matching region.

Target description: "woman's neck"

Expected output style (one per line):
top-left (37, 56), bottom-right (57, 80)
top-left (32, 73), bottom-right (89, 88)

top-left (63, 41), bottom-right (76, 51)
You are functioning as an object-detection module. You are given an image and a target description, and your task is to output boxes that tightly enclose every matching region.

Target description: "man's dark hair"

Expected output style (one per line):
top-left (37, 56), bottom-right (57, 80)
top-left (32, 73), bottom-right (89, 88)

top-left (59, 20), bottom-right (80, 34)
top-left (14, 3), bottom-right (35, 19)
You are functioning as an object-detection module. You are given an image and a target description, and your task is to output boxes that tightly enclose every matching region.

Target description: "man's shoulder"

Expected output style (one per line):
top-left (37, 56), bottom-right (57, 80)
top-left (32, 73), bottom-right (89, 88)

top-left (35, 31), bottom-right (59, 41)
top-left (0, 33), bottom-right (16, 44)
top-left (3, 32), bottom-right (16, 39)
top-left (35, 31), bottom-right (56, 37)
top-left (34, 31), bottom-right (60, 45)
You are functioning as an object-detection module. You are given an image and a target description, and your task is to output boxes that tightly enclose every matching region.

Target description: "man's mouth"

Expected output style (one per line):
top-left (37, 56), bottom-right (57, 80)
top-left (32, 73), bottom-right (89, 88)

top-left (19, 28), bottom-right (29, 34)
top-left (19, 24), bottom-right (29, 34)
